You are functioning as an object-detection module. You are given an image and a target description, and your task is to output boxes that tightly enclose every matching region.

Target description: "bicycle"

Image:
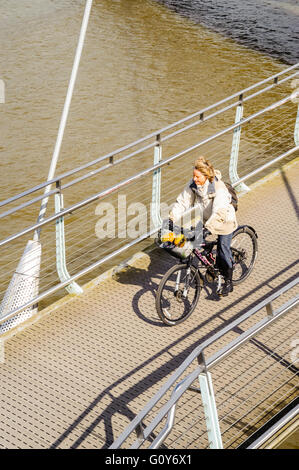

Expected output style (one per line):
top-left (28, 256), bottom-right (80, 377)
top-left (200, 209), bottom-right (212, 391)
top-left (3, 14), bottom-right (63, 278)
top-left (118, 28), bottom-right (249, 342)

top-left (155, 225), bottom-right (258, 326)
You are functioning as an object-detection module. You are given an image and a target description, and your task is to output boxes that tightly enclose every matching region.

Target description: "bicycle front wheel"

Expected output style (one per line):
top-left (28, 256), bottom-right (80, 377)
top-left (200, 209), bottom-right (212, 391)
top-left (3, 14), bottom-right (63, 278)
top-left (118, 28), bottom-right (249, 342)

top-left (231, 226), bottom-right (258, 285)
top-left (156, 264), bottom-right (201, 326)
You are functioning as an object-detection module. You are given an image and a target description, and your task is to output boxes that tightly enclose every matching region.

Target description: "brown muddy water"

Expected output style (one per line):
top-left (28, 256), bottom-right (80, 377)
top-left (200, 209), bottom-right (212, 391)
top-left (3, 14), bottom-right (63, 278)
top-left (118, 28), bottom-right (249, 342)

top-left (0, 0), bottom-right (298, 308)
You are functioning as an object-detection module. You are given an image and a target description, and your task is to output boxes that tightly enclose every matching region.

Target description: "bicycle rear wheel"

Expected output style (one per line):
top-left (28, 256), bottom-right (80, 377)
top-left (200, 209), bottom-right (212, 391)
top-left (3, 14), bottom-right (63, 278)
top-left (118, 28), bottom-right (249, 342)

top-left (231, 226), bottom-right (258, 285)
top-left (156, 264), bottom-right (201, 326)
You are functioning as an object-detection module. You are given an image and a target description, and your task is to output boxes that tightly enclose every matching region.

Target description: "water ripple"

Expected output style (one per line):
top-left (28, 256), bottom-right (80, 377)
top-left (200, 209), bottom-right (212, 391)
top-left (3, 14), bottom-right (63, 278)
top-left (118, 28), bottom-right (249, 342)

top-left (156, 0), bottom-right (299, 64)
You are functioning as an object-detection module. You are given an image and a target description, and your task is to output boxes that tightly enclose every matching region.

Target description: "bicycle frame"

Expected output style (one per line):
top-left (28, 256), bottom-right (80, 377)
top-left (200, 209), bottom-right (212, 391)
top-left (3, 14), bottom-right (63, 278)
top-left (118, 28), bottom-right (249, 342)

top-left (194, 244), bottom-right (217, 269)
top-left (177, 240), bottom-right (219, 293)
top-left (170, 224), bottom-right (258, 291)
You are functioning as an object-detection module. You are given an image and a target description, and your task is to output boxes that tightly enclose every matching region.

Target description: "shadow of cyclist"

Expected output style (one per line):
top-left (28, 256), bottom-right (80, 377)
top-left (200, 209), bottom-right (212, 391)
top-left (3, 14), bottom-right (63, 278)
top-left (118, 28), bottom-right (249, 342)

top-left (112, 246), bottom-right (173, 326)
top-left (112, 242), bottom-right (217, 326)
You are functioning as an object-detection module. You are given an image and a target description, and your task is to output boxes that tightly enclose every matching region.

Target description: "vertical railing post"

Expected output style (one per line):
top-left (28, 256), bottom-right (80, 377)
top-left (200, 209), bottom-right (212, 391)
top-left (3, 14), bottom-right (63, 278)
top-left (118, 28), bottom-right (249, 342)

top-left (151, 134), bottom-right (163, 229)
top-left (294, 99), bottom-right (299, 147)
top-left (266, 302), bottom-right (274, 318)
top-left (198, 352), bottom-right (223, 449)
top-left (55, 181), bottom-right (83, 294)
top-left (0, 78), bottom-right (4, 104)
top-left (0, 80), bottom-right (5, 356)
top-left (229, 94), bottom-right (250, 193)
top-left (0, 79), bottom-right (4, 357)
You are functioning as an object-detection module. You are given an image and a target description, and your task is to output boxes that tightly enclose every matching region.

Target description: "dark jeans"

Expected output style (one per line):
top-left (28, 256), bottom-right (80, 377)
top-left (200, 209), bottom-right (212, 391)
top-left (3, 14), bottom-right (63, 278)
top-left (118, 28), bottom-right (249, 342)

top-left (217, 233), bottom-right (233, 273)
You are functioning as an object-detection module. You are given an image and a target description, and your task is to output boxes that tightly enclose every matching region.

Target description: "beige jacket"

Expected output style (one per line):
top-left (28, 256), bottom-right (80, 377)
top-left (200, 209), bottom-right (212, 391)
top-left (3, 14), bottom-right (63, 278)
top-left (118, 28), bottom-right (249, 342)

top-left (170, 170), bottom-right (238, 235)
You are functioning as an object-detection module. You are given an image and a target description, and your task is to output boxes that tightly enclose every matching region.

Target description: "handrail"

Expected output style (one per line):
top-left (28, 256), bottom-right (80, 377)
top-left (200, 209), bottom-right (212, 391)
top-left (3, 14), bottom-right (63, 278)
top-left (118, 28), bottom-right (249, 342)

top-left (145, 295), bottom-right (298, 449)
top-left (110, 278), bottom-right (299, 449)
top-left (0, 64), bottom-right (298, 210)
top-left (0, 142), bottom-right (298, 325)
top-left (1, 136), bottom-right (298, 247)
top-left (0, 227), bottom-right (157, 325)
top-left (0, 91), bottom-right (297, 229)
top-left (0, 64), bottom-right (298, 337)
top-left (246, 403), bottom-right (299, 449)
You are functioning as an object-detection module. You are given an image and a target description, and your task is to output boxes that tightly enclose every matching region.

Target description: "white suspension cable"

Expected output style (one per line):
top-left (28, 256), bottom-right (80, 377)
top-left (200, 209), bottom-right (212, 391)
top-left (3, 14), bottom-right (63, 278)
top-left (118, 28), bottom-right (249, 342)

top-left (35, 0), bottom-right (93, 237)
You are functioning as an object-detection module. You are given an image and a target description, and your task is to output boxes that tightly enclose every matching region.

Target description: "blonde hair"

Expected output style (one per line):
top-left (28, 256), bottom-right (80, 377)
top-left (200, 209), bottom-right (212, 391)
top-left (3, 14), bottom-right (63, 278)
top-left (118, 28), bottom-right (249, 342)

top-left (194, 156), bottom-right (215, 182)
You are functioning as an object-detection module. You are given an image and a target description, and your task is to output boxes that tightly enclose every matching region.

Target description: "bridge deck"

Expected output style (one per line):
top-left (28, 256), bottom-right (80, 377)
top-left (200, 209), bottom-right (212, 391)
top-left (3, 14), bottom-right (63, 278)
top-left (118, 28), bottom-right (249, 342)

top-left (0, 160), bottom-right (298, 449)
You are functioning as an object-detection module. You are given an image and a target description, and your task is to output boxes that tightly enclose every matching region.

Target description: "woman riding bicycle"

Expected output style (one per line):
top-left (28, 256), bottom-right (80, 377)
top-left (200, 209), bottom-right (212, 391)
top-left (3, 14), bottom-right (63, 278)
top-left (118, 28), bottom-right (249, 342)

top-left (168, 156), bottom-right (238, 297)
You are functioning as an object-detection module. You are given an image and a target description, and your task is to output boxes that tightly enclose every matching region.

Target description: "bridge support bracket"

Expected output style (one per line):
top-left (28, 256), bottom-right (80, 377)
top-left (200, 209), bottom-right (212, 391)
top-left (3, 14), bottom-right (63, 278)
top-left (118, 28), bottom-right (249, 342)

top-left (151, 135), bottom-right (163, 230)
top-left (198, 372), bottom-right (223, 449)
top-left (229, 98), bottom-right (250, 193)
top-left (55, 192), bottom-right (83, 295)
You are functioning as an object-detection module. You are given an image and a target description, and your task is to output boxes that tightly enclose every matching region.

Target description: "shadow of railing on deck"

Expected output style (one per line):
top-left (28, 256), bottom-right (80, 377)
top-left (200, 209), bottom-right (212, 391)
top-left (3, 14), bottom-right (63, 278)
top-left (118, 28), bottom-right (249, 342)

top-left (280, 167), bottom-right (299, 220)
top-left (49, 249), bottom-right (298, 449)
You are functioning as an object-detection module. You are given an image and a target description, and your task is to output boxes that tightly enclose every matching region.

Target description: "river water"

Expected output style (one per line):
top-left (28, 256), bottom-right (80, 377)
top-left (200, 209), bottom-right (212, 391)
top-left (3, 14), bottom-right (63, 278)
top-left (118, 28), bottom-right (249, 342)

top-left (0, 0), bottom-right (298, 202)
top-left (156, 0), bottom-right (299, 65)
top-left (0, 0), bottom-right (298, 306)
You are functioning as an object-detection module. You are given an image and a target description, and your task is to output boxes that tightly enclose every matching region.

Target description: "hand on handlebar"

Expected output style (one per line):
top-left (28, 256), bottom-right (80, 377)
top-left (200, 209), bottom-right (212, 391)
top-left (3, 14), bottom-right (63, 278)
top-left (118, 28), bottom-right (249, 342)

top-left (162, 218), bottom-right (175, 232)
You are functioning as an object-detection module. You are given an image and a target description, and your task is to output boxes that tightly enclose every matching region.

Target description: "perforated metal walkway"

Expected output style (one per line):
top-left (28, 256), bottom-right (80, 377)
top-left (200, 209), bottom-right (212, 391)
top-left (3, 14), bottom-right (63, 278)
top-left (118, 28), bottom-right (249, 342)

top-left (0, 160), bottom-right (298, 449)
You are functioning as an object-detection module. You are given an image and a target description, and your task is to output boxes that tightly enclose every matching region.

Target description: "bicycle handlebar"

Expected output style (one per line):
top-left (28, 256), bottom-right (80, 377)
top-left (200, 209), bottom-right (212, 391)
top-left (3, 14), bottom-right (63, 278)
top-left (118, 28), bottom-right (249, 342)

top-left (161, 219), bottom-right (212, 242)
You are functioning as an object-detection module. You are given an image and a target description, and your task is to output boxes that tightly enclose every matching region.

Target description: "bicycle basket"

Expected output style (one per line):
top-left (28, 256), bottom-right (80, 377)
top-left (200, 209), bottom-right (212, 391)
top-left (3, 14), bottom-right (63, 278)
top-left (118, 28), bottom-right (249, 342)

top-left (155, 228), bottom-right (194, 260)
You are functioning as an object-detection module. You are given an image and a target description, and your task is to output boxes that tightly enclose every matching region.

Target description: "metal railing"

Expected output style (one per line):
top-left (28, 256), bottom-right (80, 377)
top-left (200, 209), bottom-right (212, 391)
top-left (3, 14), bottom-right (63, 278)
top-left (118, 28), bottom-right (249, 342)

top-left (245, 401), bottom-right (299, 449)
top-left (109, 278), bottom-right (299, 449)
top-left (0, 64), bottom-right (298, 334)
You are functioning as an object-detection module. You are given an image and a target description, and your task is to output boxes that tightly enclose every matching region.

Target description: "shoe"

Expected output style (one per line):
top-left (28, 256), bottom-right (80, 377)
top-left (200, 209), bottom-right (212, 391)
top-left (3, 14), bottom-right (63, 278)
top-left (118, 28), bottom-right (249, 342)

top-left (218, 267), bottom-right (233, 296)
top-left (219, 279), bottom-right (233, 296)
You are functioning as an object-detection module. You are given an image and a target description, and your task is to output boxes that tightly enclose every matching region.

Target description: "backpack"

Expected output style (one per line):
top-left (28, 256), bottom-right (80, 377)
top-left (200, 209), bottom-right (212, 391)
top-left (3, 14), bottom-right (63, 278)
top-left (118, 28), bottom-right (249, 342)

top-left (223, 182), bottom-right (238, 212)
top-left (206, 178), bottom-right (238, 212)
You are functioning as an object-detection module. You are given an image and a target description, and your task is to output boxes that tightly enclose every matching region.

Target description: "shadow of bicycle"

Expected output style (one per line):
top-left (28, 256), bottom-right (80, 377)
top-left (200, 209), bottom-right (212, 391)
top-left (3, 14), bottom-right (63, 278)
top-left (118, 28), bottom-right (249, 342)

top-left (112, 245), bottom-right (220, 326)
